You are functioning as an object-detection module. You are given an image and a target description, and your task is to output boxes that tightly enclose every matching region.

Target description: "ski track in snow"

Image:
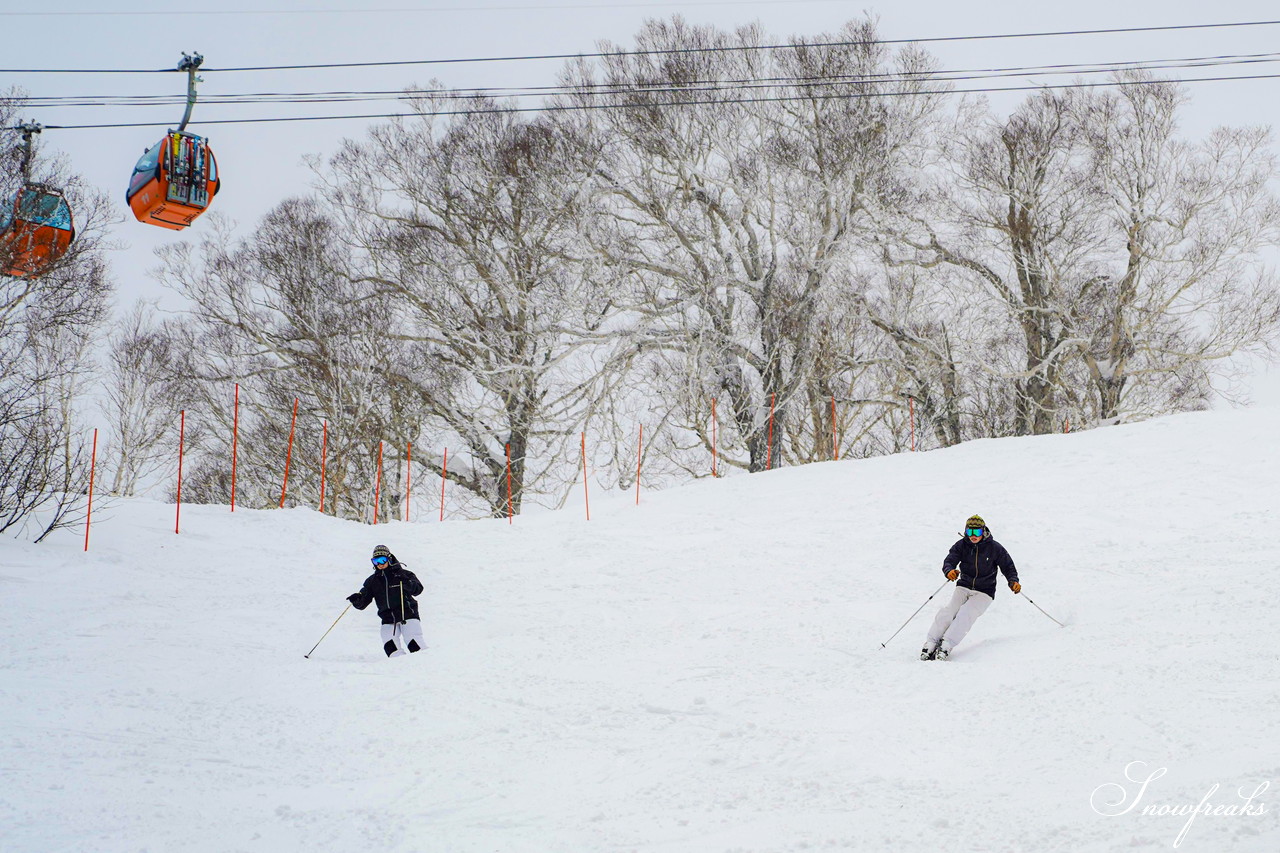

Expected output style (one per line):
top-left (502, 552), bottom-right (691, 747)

top-left (2, 407), bottom-right (1278, 852)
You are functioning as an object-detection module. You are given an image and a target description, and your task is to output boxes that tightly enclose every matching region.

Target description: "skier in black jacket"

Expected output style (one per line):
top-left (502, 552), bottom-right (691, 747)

top-left (348, 545), bottom-right (425, 657)
top-left (921, 515), bottom-right (1020, 661)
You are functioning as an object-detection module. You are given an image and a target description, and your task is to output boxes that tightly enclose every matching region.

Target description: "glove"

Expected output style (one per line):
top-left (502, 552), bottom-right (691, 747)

top-left (1009, 582), bottom-right (1021, 594)
top-left (346, 593), bottom-right (364, 608)
top-left (946, 569), bottom-right (959, 581)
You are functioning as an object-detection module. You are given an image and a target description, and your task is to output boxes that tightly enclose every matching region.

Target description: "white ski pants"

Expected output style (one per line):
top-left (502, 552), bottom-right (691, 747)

top-left (382, 619), bottom-right (424, 657)
top-left (926, 586), bottom-right (992, 651)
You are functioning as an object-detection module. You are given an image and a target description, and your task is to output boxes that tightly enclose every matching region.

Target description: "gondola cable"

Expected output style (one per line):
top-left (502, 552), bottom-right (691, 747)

top-left (2, 18), bottom-right (1280, 75)
top-left (9, 49), bottom-right (1280, 109)
top-left (10, 68), bottom-right (1280, 131)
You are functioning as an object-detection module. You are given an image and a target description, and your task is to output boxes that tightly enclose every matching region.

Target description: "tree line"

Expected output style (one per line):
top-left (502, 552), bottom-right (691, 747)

top-left (6, 16), bottom-right (1280, 533)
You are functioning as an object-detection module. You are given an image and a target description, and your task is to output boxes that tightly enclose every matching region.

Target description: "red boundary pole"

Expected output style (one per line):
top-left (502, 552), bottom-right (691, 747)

top-left (280, 398), bottom-right (298, 508)
top-left (405, 442), bottom-right (412, 522)
top-left (175, 410), bottom-right (185, 534)
top-left (318, 420), bottom-right (328, 513)
top-left (581, 432), bottom-right (590, 521)
top-left (83, 428), bottom-right (97, 552)
top-left (373, 440), bottom-right (384, 524)
top-left (231, 383), bottom-right (238, 512)
top-left (909, 397), bottom-right (916, 452)
top-left (635, 425), bottom-right (643, 505)
top-left (506, 443), bottom-right (513, 524)
top-left (439, 447), bottom-right (448, 522)
top-left (711, 398), bottom-right (717, 478)
top-left (766, 393), bottom-right (776, 470)
top-left (831, 395), bottom-right (839, 461)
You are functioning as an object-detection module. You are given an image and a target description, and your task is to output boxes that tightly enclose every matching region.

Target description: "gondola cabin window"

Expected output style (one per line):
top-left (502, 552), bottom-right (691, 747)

top-left (127, 141), bottom-right (162, 200)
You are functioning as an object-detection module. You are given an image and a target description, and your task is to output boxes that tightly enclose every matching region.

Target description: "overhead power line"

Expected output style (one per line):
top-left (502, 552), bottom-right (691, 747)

top-left (1, 18), bottom-right (1280, 75)
top-left (9, 50), bottom-right (1280, 110)
top-left (15, 70), bottom-right (1280, 132)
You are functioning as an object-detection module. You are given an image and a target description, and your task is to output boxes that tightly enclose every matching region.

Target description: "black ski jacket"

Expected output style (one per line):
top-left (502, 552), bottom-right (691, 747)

top-left (942, 533), bottom-right (1019, 598)
top-left (348, 562), bottom-right (423, 625)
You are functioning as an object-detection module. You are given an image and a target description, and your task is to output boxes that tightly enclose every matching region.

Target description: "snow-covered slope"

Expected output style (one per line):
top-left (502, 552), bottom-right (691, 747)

top-left (3, 408), bottom-right (1278, 853)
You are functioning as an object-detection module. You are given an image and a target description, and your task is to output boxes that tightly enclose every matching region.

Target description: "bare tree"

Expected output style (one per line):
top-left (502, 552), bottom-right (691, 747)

top-left (851, 263), bottom-right (970, 449)
top-left (561, 16), bottom-right (942, 471)
top-left (1077, 76), bottom-right (1280, 422)
top-left (887, 90), bottom-right (1108, 435)
top-left (156, 204), bottom-right (418, 521)
top-left (0, 94), bottom-right (113, 540)
top-left (889, 80), bottom-right (1280, 434)
top-left (97, 300), bottom-right (187, 495)
top-left (320, 98), bottom-right (622, 516)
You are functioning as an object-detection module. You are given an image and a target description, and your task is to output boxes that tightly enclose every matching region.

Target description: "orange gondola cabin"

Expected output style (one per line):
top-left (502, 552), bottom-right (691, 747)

top-left (126, 131), bottom-right (219, 230)
top-left (0, 184), bottom-right (75, 278)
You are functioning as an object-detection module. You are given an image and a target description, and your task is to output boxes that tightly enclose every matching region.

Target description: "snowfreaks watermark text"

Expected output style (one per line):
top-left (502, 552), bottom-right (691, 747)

top-left (1090, 761), bottom-right (1269, 848)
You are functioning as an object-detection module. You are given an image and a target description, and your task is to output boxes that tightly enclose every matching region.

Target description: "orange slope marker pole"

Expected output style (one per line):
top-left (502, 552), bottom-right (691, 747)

top-left (373, 440), bottom-right (384, 524)
top-left (635, 425), bottom-right (643, 505)
top-left (711, 398), bottom-right (717, 478)
top-left (175, 411), bottom-right (185, 534)
top-left (279, 397), bottom-right (298, 508)
top-left (582, 432), bottom-right (590, 521)
top-left (831, 395), bottom-right (839, 461)
top-left (231, 383), bottom-right (238, 511)
top-left (909, 397), bottom-right (916, 452)
top-left (83, 428), bottom-right (97, 551)
top-left (766, 393), bottom-right (776, 470)
top-left (318, 420), bottom-right (328, 514)
top-left (439, 447), bottom-right (448, 522)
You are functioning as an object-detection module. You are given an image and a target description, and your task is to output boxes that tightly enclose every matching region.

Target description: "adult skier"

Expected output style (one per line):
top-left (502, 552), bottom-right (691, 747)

top-left (921, 515), bottom-right (1020, 661)
top-left (347, 545), bottom-right (425, 658)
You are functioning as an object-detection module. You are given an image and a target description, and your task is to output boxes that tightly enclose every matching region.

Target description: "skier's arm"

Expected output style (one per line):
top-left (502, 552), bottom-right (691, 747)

top-left (404, 570), bottom-right (423, 597)
top-left (347, 580), bottom-right (373, 610)
top-left (997, 545), bottom-right (1020, 587)
top-left (942, 541), bottom-right (963, 579)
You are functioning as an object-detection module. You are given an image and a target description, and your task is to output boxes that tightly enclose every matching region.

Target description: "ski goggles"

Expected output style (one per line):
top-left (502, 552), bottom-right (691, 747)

top-left (371, 556), bottom-right (390, 566)
top-left (965, 527), bottom-right (985, 537)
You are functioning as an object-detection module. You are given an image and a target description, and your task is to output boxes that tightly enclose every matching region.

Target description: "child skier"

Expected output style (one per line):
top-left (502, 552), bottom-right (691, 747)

top-left (921, 515), bottom-right (1020, 661)
top-left (347, 545), bottom-right (425, 658)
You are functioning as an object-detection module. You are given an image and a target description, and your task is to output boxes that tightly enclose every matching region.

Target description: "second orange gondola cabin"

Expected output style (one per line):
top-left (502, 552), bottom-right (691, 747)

top-left (0, 184), bottom-right (75, 278)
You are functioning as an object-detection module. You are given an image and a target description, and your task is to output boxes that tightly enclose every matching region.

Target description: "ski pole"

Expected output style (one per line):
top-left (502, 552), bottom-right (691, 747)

top-left (1024, 594), bottom-right (1065, 628)
top-left (304, 603), bottom-right (351, 659)
top-left (879, 579), bottom-right (950, 649)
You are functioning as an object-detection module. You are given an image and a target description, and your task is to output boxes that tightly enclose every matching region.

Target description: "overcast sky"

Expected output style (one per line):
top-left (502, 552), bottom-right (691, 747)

top-left (5, 0), bottom-right (1280, 402)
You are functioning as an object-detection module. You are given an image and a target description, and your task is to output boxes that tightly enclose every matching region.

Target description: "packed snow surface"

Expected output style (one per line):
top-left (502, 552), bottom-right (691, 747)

top-left (3, 407), bottom-right (1278, 852)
